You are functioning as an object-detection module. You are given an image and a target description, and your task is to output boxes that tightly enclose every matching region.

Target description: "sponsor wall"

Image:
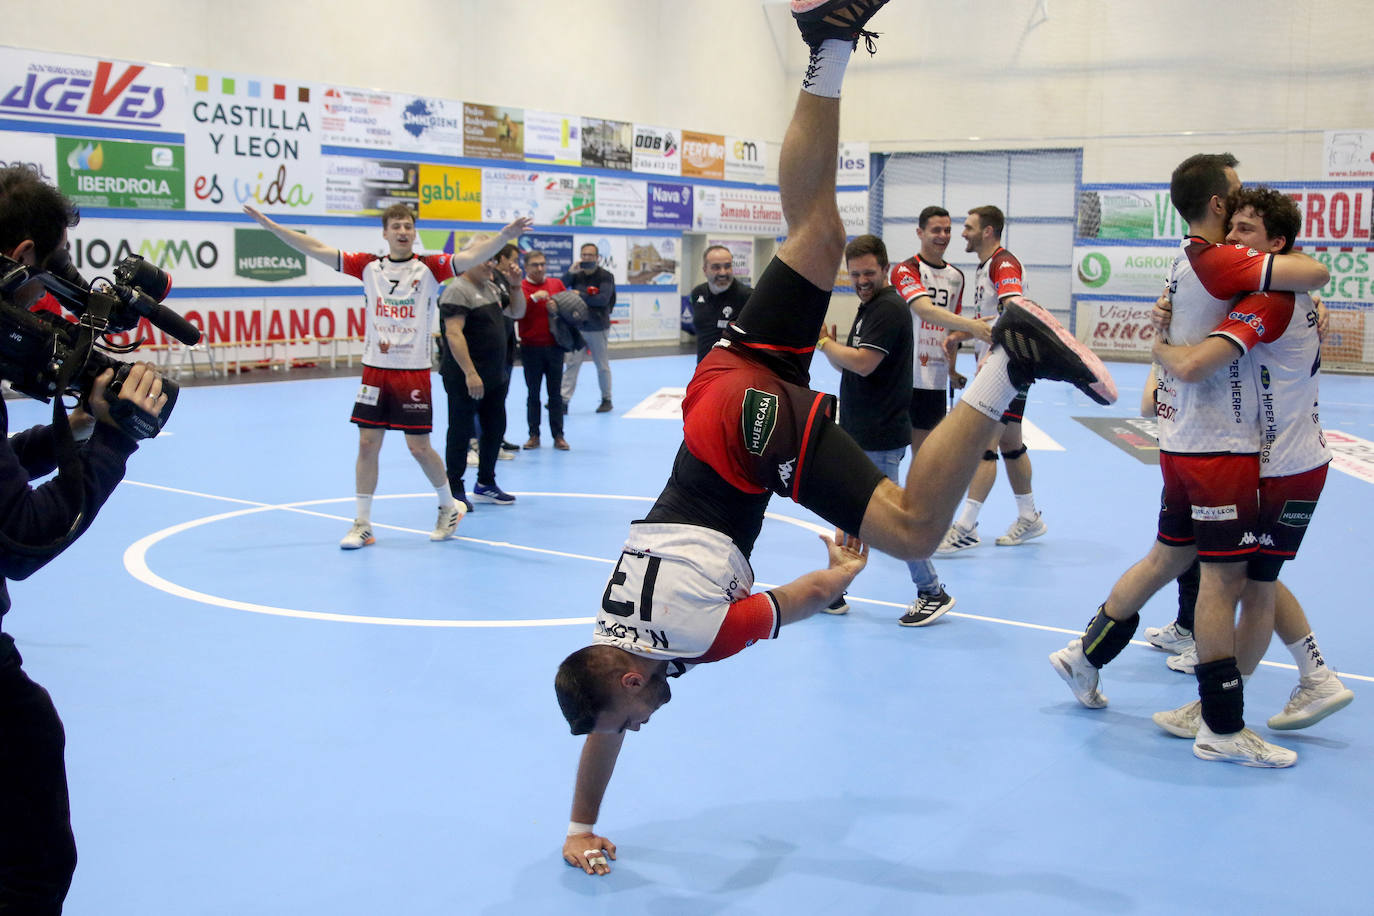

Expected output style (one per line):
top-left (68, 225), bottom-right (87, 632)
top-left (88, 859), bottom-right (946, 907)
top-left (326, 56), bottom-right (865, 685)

top-left (1075, 182), bottom-right (1374, 365)
top-left (0, 43), bottom-right (869, 353)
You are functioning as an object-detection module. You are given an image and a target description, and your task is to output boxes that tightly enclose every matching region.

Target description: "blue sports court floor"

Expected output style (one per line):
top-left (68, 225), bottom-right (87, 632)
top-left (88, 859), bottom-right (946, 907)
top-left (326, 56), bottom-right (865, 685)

top-left (4, 352), bottom-right (1371, 914)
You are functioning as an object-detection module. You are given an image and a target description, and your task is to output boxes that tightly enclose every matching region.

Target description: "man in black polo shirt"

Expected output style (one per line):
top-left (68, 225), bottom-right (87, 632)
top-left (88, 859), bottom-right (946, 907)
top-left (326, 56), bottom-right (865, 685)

top-left (440, 246), bottom-right (526, 507)
top-left (689, 244), bottom-right (754, 362)
top-left (818, 234), bottom-right (955, 626)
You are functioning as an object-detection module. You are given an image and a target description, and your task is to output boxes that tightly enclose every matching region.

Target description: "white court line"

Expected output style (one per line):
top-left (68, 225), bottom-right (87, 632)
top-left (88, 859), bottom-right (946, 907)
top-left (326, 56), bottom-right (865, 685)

top-left (120, 481), bottom-right (1374, 682)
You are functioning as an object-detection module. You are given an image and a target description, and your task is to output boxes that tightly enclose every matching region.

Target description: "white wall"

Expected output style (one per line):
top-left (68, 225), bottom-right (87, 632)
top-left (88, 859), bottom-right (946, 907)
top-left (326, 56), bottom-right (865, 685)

top-left (10, 0), bottom-right (1371, 183)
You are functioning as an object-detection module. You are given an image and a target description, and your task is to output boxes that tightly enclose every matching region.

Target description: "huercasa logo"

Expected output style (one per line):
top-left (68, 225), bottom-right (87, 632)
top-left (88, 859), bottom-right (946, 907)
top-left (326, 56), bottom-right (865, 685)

top-left (741, 388), bottom-right (778, 456)
top-left (1277, 499), bottom-right (1317, 528)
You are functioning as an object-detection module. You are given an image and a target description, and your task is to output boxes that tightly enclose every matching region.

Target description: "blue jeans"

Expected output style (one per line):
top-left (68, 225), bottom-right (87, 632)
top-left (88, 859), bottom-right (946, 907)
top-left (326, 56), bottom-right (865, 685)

top-left (863, 447), bottom-right (941, 595)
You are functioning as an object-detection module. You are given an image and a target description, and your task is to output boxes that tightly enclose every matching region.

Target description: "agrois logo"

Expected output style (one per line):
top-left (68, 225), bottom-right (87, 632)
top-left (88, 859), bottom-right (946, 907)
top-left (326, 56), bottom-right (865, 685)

top-left (234, 229), bottom-right (306, 282)
top-left (1077, 252), bottom-right (1111, 288)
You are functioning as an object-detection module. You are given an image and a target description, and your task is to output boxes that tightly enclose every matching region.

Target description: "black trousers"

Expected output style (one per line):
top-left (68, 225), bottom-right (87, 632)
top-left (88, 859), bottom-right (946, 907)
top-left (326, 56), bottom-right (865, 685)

top-left (443, 372), bottom-right (507, 491)
top-left (521, 344), bottom-right (564, 439)
top-left (0, 634), bottom-right (76, 914)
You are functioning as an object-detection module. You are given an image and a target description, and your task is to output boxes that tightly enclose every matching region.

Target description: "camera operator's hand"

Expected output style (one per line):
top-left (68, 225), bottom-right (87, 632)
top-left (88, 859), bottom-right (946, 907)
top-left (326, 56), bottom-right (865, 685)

top-left (67, 404), bottom-right (96, 443)
top-left (90, 362), bottom-right (167, 441)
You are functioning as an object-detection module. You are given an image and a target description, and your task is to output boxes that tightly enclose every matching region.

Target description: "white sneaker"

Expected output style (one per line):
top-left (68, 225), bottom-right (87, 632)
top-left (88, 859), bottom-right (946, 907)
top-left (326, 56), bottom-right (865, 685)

top-left (1267, 670), bottom-right (1354, 730)
top-left (936, 522), bottom-right (981, 555)
top-left (339, 520), bottom-right (375, 550)
top-left (466, 445), bottom-right (480, 468)
top-left (1049, 638), bottom-right (1108, 708)
top-left (1167, 645), bottom-right (1197, 674)
top-left (1193, 723), bottom-right (1296, 768)
top-left (996, 512), bottom-right (1047, 546)
top-left (430, 503), bottom-right (466, 542)
top-left (1145, 621), bottom-right (1194, 654)
top-left (1152, 699), bottom-right (1201, 738)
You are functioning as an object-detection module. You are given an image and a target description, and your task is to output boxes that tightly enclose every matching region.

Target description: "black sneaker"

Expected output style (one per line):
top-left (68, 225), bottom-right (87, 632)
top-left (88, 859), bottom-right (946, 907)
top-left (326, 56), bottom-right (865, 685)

top-left (823, 594), bottom-right (849, 615)
top-left (992, 297), bottom-right (1118, 405)
top-left (596, 399), bottom-right (614, 413)
top-left (899, 589), bottom-right (956, 627)
top-left (792, 0), bottom-right (890, 51)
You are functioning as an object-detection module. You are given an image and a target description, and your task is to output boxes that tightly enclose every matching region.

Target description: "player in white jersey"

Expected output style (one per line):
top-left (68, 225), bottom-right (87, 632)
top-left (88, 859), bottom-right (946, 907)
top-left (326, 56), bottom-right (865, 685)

top-left (554, 0), bottom-right (1121, 876)
top-left (1149, 186), bottom-right (1351, 740)
top-left (1050, 156), bottom-right (1330, 768)
top-left (888, 206), bottom-right (986, 625)
top-left (244, 204), bottom-right (530, 547)
top-left (938, 205), bottom-right (1048, 553)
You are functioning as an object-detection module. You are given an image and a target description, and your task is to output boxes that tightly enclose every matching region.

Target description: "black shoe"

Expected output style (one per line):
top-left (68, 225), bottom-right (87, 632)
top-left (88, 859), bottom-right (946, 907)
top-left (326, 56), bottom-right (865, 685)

top-left (898, 589), bottom-right (956, 627)
top-left (823, 595), bottom-right (849, 615)
top-left (793, 0), bottom-right (889, 51)
top-left (992, 297), bottom-right (1118, 405)
top-left (596, 399), bottom-right (613, 413)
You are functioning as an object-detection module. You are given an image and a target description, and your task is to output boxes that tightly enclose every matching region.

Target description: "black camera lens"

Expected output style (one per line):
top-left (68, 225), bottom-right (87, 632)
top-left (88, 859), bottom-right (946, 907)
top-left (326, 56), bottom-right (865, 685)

top-left (112, 256), bottom-right (172, 302)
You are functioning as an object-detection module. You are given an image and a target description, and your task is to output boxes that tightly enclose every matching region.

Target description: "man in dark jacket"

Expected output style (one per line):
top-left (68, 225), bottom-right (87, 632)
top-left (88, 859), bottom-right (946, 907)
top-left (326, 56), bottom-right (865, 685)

top-left (689, 245), bottom-right (753, 363)
top-left (560, 243), bottom-right (616, 413)
top-left (0, 164), bottom-right (167, 913)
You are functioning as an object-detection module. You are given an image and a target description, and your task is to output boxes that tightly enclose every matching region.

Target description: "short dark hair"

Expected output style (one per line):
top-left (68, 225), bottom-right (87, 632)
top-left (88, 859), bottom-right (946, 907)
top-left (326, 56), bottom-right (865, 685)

top-left (554, 645), bottom-right (622, 735)
top-left (495, 242), bottom-right (519, 263)
top-left (702, 244), bottom-right (732, 263)
top-left (380, 203), bottom-right (416, 227)
top-left (918, 206), bottom-right (950, 228)
top-left (1227, 185), bottom-right (1301, 255)
top-left (967, 205), bottom-right (1004, 238)
top-left (0, 165), bottom-right (79, 265)
top-left (580, 242), bottom-right (599, 255)
top-left (1170, 153), bottom-right (1239, 224)
top-left (843, 233), bottom-right (889, 269)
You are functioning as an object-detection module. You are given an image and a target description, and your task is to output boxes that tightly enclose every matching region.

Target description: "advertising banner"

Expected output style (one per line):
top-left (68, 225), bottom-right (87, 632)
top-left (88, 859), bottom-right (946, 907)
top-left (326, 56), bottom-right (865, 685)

top-left (837, 189), bottom-right (869, 236)
top-left (694, 186), bottom-right (785, 235)
top-left (837, 140), bottom-right (869, 187)
top-left (581, 117), bottom-right (632, 171)
top-left (185, 70), bottom-right (321, 213)
top-left (323, 155), bottom-right (419, 216)
top-left (319, 87), bottom-right (463, 156)
top-left (416, 164), bottom-right (481, 222)
top-left (0, 131), bottom-right (57, 183)
top-left (630, 291), bottom-right (681, 341)
top-left (480, 168), bottom-right (539, 222)
top-left (521, 233), bottom-right (575, 277)
top-left (593, 177), bottom-right (647, 229)
top-left (233, 228), bottom-right (308, 282)
top-left (534, 172), bottom-right (596, 226)
top-left (608, 302), bottom-right (632, 343)
top-left (0, 48), bottom-right (185, 133)
top-left (523, 110), bottom-right (580, 167)
top-left (632, 124), bottom-right (680, 175)
top-left (574, 233), bottom-right (627, 284)
top-left (625, 236), bottom-right (679, 285)
top-left (1078, 299), bottom-right (1157, 356)
top-left (1324, 130), bottom-right (1374, 180)
top-left (56, 136), bottom-right (184, 209)
top-left (724, 136), bottom-right (767, 183)
top-left (647, 181), bottom-right (693, 230)
top-left (1072, 246), bottom-right (1175, 297)
top-left (680, 130), bottom-right (725, 180)
top-left (1306, 246), bottom-right (1374, 306)
top-left (463, 103), bottom-right (523, 162)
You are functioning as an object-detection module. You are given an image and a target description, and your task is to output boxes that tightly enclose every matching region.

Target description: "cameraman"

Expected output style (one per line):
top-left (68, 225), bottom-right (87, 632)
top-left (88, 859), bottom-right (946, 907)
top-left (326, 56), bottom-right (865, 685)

top-left (0, 165), bottom-right (167, 913)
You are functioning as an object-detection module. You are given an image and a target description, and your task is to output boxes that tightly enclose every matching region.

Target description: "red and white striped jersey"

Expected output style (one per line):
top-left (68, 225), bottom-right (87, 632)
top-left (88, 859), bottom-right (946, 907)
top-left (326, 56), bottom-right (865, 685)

top-left (1156, 237), bottom-right (1276, 455)
top-left (891, 255), bottom-right (966, 390)
top-left (1251, 291), bottom-right (1330, 477)
top-left (971, 247), bottom-right (1024, 320)
top-left (593, 523), bottom-right (780, 676)
top-left (340, 252), bottom-right (457, 369)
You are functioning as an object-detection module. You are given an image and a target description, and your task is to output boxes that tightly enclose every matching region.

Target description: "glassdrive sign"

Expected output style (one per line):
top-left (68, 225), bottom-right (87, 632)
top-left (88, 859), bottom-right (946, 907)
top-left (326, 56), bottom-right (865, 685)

top-left (234, 228), bottom-right (308, 282)
top-left (56, 136), bottom-right (185, 209)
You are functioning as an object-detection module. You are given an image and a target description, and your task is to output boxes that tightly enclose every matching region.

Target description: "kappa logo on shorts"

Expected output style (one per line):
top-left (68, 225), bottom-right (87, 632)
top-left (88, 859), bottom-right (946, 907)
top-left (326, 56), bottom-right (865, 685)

top-left (777, 457), bottom-right (795, 488)
top-left (1277, 499), bottom-right (1318, 528)
top-left (356, 383), bottom-right (381, 407)
top-left (1191, 503), bottom-right (1239, 522)
top-left (741, 388), bottom-right (779, 456)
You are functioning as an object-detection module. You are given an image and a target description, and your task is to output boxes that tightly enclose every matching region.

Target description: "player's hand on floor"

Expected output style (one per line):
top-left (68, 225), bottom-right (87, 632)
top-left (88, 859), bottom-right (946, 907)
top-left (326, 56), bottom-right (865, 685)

top-left (563, 832), bottom-right (616, 876)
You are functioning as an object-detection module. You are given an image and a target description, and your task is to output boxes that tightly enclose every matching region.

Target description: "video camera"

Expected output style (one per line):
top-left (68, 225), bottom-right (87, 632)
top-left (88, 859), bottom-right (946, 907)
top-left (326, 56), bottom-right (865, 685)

top-left (0, 250), bottom-right (201, 438)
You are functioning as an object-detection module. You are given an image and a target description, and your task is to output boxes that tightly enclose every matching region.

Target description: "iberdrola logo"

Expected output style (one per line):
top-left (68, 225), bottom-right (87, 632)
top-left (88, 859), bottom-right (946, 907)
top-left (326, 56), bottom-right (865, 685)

top-left (1077, 252), bottom-right (1111, 288)
top-left (66, 142), bottom-right (105, 172)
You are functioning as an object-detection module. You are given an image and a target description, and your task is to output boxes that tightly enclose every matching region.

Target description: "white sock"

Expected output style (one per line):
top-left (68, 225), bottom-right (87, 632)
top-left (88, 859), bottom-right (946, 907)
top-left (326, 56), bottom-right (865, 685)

top-left (355, 494), bottom-right (373, 524)
top-left (1014, 491), bottom-right (1038, 520)
top-left (963, 348), bottom-right (1020, 421)
top-left (801, 39), bottom-right (852, 98)
top-left (956, 498), bottom-right (983, 531)
top-left (436, 485), bottom-right (456, 510)
top-left (1286, 633), bottom-right (1326, 678)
